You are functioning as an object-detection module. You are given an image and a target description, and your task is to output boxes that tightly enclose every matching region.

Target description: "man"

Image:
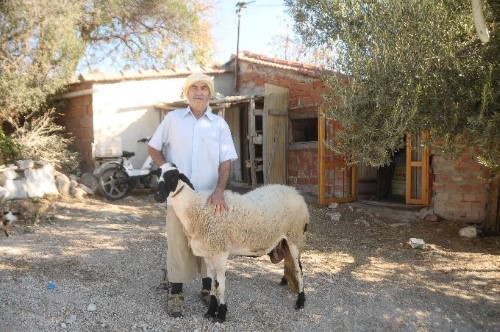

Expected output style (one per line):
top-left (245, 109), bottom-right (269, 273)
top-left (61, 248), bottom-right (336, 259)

top-left (148, 73), bottom-right (238, 318)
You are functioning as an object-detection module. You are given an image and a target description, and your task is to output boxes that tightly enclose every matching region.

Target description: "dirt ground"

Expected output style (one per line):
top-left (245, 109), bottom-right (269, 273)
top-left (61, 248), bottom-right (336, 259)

top-left (1, 189), bottom-right (499, 332)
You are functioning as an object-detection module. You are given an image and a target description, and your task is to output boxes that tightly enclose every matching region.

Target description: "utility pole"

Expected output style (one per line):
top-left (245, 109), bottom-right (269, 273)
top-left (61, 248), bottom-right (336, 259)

top-left (235, 1), bottom-right (254, 93)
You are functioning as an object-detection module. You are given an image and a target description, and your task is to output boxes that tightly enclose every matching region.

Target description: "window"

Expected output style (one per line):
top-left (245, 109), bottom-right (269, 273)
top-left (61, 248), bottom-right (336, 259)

top-left (291, 118), bottom-right (318, 142)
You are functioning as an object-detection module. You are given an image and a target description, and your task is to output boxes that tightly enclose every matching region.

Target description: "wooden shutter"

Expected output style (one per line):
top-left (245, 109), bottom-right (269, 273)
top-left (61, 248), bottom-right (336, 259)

top-left (318, 105), bottom-right (357, 205)
top-left (406, 132), bottom-right (431, 205)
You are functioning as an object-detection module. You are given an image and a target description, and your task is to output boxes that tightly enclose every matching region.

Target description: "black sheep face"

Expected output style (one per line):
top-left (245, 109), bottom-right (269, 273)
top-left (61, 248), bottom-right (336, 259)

top-left (163, 169), bottom-right (180, 194)
top-left (154, 169), bottom-right (179, 202)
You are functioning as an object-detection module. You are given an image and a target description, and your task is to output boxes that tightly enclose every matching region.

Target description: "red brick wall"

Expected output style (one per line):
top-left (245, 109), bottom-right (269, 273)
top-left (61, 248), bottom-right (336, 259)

top-left (432, 150), bottom-right (489, 222)
top-left (60, 82), bottom-right (94, 171)
top-left (288, 142), bottom-right (318, 195)
top-left (239, 61), bottom-right (330, 195)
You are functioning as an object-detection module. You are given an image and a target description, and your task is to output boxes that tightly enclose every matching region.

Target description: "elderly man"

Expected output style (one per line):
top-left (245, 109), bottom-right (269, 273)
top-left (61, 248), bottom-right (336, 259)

top-left (148, 73), bottom-right (238, 318)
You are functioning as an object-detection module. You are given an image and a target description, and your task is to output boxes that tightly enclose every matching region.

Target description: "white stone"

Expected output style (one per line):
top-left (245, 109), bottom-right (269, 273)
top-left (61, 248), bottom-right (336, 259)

top-left (0, 169), bottom-right (19, 184)
top-left (0, 186), bottom-right (6, 203)
top-left (25, 164), bottom-right (59, 197)
top-left (459, 226), bottom-right (478, 238)
top-left (15, 159), bottom-right (34, 170)
top-left (328, 202), bottom-right (339, 209)
top-left (87, 303), bottom-right (97, 312)
top-left (3, 179), bottom-right (28, 200)
top-left (326, 211), bottom-right (342, 221)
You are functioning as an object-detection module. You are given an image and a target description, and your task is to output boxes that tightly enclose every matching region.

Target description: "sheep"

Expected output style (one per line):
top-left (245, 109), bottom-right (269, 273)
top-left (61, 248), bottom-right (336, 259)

top-left (156, 163), bottom-right (309, 322)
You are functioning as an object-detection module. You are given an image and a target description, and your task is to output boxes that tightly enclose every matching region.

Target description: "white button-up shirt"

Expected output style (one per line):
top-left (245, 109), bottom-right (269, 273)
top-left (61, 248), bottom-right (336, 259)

top-left (148, 106), bottom-right (238, 191)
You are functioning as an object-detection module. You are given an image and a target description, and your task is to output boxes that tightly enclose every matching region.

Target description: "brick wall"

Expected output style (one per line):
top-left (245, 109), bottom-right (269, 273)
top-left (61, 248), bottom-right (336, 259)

top-left (288, 142), bottom-right (318, 195)
top-left (432, 150), bottom-right (489, 222)
top-left (60, 82), bottom-right (94, 171)
top-left (238, 61), bottom-right (330, 195)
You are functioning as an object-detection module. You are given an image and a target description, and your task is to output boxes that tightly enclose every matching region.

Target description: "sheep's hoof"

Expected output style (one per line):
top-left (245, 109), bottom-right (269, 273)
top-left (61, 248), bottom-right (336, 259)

top-left (215, 304), bottom-right (227, 322)
top-left (204, 295), bottom-right (218, 318)
top-left (295, 291), bottom-right (305, 310)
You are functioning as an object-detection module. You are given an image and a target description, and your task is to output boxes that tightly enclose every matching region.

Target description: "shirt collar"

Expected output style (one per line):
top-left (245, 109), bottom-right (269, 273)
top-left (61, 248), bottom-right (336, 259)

top-left (185, 106), bottom-right (215, 121)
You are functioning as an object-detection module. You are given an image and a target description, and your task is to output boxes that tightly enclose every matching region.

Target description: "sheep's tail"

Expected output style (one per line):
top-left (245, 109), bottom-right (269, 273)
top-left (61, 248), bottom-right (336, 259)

top-left (283, 240), bottom-right (301, 293)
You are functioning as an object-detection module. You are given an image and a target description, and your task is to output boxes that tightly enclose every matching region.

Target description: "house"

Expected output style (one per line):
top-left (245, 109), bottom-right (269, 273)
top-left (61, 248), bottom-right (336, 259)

top-left (60, 51), bottom-right (490, 223)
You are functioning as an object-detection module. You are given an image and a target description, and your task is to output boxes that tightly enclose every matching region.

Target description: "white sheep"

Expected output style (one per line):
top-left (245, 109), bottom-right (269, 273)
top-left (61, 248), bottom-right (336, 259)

top-left (156, 163), bottom-right (309, 322)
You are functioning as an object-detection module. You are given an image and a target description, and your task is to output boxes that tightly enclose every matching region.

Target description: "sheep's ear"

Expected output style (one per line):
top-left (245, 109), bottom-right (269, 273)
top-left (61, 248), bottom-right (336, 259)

top-left (178, 173), bottom-right (195, 190)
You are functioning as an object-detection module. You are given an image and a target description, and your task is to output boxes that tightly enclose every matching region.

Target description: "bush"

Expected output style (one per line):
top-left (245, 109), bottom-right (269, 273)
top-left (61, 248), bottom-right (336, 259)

top-left (0, 127), bottom-right (20, 165)
top-left (13, 109), bottom-right (81, 175)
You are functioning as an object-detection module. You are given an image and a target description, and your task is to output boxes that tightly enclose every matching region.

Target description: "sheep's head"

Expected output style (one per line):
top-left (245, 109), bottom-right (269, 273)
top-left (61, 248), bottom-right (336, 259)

top-left (154, 163), bottom-right (194, 202)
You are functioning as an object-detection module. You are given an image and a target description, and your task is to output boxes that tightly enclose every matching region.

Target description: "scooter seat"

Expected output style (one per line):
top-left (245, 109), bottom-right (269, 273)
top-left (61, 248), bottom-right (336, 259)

top-left (122, 151), bottom-right (135, 158)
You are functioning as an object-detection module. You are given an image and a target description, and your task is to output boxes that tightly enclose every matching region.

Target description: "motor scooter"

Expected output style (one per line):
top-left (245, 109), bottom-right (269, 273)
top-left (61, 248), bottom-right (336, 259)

top-left (94, 138), bottom-right (159, 200)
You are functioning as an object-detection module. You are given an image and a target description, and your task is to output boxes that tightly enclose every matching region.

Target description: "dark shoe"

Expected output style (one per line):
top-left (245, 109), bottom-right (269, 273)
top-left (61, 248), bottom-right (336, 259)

top-left (200, 289), bottom-right (211, 307)
top-left (167, 293), bottom-right (184, 318)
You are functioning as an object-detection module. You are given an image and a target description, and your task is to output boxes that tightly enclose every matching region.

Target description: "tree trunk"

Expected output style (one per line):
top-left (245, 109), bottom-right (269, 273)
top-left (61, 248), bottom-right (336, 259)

top-left (484, 175), bottom-right (500, 236)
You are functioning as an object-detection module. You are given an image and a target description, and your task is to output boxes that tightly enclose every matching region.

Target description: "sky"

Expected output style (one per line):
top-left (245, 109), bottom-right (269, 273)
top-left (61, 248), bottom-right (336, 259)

top-left (210, 0), bottom-right (295, 64)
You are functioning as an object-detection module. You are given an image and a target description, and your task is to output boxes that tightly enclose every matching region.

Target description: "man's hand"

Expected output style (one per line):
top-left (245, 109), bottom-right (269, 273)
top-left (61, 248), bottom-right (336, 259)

top-left (207, 191), bottom-right (227, 216)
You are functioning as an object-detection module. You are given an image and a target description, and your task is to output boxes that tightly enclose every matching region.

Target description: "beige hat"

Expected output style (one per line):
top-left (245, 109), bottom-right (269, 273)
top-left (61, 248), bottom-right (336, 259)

top-left (182, 73), bottom-right (214, 97)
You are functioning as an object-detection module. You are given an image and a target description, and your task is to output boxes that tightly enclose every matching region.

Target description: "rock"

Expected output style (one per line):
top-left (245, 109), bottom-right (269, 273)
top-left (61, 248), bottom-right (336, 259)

top-left (459, 226), bottom-right (478, 238)
top-left (80, 172), bottom-right (98, 192)
top-left (0, 186), bottom-right (6, 203)
top-left (328, 202), bottom-right (339, 209)
top-left (54, 171), bottom-right (72, 196)
top-left (326, 211), bottom-right (342, 221)
top-left (15, 160), bottom-right (34, 170)
top-left (25, 164), bottom-right (59, 197)
top-left (87, 303), bottom-right (97, 312)
top-left (2, 179), bottom-right (28, 200)
top-left (424, 214), bottom-right (439, 222)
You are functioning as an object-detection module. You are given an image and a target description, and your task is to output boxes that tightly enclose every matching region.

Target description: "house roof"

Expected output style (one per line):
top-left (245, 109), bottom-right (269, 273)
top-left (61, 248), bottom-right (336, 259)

top-left (72, 66), bottom-right (232, 84)
top-left (224, 51), bottom-right (328, 78)
top-left (72, 51), bottom-right (331, 84)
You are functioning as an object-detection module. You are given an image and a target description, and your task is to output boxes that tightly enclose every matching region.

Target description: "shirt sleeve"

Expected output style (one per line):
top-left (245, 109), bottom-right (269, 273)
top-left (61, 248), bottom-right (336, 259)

top-left (148, 113), bottom-right (170, 151)
top-left (219, 118), bottom-right (238, 163)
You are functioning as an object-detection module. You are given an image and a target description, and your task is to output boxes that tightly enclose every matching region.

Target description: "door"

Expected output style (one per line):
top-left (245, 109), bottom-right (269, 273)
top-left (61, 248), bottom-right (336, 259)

top-left (318, 105), bottom-right (357, 205)
top-left (262, 83), bottom-right (289, 184)
top-left (406, 132), bottom-right (431, 205)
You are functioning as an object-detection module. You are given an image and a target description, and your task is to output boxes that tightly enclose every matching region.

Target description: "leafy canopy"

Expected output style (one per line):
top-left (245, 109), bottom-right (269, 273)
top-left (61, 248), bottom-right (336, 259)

top-left (0, 0), bottom-right (214, 170)
top-left (285, 0), bottom-right (499, 174)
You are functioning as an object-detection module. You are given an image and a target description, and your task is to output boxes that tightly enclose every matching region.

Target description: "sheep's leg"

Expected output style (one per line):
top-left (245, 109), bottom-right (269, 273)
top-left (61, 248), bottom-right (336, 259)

top-left (213, 253), bottom-right (229, 322)
top-left (204, 257), bottom-right (218, 319)
top-left (287, 243), bottom-right (305, 309)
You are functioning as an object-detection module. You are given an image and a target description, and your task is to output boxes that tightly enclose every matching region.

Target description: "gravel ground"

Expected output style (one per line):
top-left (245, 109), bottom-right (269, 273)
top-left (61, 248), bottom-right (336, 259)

top-left (1, 191), bottom-right (500, 332)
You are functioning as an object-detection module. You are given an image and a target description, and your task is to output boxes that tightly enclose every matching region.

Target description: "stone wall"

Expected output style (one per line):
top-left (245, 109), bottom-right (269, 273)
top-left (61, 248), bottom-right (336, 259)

top-left (0, 160), bottom-right (91, 204)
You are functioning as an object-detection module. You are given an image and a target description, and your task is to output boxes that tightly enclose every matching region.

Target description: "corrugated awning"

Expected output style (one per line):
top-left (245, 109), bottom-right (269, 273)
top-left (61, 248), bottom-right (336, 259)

top-left (155, 95), bottom-right (264, 111)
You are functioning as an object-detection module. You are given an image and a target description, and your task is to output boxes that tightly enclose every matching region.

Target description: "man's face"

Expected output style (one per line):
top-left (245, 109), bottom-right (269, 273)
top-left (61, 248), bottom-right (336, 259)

top-left (186, 81), bottom-right (211, 110)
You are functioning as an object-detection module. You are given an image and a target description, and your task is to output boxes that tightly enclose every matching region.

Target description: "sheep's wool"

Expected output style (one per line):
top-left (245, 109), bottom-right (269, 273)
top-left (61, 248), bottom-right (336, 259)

top-left (174, 184), bottom-right (309, 257)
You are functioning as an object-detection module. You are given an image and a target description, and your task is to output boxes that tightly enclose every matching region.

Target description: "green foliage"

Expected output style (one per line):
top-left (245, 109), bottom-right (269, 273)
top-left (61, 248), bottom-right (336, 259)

top-left (0, 127), bottom-right (20, 165)
top-left (286, 0), bottom-right (499, 171)
top-left (0, 0), bottom-right (84, 126)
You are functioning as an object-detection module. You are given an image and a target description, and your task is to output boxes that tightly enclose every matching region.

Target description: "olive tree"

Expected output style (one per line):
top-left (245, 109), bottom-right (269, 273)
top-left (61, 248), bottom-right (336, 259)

top-left (285, 0), bottom-right (499, 234)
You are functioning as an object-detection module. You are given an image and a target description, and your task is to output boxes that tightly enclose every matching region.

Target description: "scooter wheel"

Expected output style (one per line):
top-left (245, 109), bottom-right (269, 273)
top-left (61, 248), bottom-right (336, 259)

top-left (96, 166), bottom-right (131, 200)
